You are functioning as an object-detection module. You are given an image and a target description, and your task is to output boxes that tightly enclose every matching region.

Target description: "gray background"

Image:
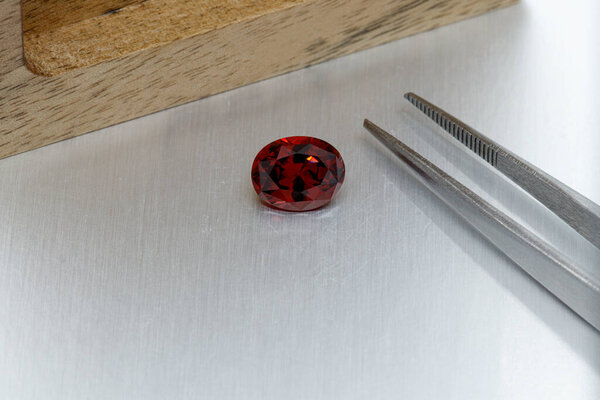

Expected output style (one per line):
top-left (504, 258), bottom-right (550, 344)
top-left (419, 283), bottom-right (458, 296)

top-left (1, 0), bottom-right (599, 398)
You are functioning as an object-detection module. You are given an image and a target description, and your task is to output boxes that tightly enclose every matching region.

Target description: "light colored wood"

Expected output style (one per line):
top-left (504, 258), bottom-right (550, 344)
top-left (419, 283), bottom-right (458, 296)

top-left (22, 0), bottom-right (142, 34)
top-left (23, 0), bottom-right (306, 76)
top-left (1, 0), bottom-right (517, 159)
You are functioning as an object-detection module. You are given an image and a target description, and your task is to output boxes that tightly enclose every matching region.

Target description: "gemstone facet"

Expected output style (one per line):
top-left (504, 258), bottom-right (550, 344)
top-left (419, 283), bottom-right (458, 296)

top-left (251, 136), bottom-right (345, 211)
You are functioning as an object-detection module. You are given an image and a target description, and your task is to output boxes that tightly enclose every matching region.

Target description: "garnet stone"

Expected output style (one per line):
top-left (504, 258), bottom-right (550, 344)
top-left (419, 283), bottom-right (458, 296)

top-left (251, 136), bottom-right (345, 211)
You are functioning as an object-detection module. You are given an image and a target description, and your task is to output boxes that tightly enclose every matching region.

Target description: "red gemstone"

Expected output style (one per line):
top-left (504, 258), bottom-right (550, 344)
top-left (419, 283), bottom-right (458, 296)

top-left (251, 136), bottom-right (345, 211)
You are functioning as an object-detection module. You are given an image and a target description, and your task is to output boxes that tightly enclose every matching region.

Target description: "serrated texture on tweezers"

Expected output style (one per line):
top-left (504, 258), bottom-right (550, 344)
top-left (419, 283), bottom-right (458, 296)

top-left (404, 92), bottom-right (600, 250)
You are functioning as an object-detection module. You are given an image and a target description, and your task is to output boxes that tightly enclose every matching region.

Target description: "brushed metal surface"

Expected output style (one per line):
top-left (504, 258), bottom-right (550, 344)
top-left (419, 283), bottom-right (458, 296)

top-left (1, 0), bottom-right (600, 399)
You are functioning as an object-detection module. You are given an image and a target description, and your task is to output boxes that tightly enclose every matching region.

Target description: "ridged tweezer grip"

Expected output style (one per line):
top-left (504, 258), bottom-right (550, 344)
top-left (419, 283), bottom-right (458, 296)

top-left (404, 92), bottom-right (600, 250)
top-left (404, 93), bottom-right (498, 166)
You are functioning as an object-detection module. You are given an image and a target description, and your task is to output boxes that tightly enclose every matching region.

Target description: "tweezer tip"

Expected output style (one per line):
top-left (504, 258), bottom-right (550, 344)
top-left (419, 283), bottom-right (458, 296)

top-left (363, 119), bottom-right (395, 150)
top-left (363, 119), bottom-right (383, 137)
top-left (363, 119), bottom-right (380, 136)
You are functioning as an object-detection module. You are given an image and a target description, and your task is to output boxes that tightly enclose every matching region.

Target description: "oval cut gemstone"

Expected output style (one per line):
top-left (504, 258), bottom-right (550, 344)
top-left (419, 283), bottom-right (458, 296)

top-left (251, 136), bottom-right (345, 211)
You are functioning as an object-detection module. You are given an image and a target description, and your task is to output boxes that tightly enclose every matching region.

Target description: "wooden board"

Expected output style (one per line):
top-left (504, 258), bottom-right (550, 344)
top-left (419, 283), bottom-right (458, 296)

top-left (1, 0), bottom-right (517, 159)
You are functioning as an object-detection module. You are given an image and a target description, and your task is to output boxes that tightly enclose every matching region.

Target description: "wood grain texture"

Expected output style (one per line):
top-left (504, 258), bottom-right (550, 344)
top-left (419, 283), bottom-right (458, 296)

top-left (1, 0), bottom-right (518, 159)
top-left (23, 0), bottom-right (307, 76)
top-left (22, 0), bottom-right (142, 33)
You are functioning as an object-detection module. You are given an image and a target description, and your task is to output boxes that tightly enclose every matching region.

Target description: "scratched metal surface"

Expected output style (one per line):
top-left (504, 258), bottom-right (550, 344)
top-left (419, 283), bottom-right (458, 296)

top-left (1, 0), bottom-right (600, 399)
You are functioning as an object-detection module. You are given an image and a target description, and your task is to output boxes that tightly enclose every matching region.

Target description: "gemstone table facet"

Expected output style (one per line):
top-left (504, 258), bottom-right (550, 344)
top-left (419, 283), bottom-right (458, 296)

top-left (251, 136), bottom-right (345, 211)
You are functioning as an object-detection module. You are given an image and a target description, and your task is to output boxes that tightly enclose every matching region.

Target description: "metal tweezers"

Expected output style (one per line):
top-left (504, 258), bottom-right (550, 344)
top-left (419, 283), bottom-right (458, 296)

top-left (364, 93), bottom-right (600, 331)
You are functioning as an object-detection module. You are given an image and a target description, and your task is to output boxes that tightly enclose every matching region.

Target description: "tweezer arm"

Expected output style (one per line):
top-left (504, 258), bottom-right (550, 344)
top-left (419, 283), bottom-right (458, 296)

top-left (404, 92), bottom-right (600, 250)
top-left (364, 119), bottom-right (600, 332)
top-left (496, 150), bottom-right (600, 249)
